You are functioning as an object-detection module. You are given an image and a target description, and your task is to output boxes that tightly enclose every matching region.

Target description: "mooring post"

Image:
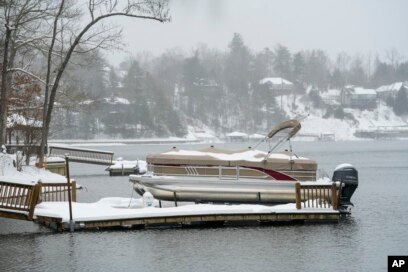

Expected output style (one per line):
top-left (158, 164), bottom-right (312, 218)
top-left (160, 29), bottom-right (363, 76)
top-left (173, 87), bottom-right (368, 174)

top-left (65, 155), bottom-right (74, 232)
top-left (295, 182), bottom-right (301, 210)
top-left (331, 182), bottom-right (338, 211)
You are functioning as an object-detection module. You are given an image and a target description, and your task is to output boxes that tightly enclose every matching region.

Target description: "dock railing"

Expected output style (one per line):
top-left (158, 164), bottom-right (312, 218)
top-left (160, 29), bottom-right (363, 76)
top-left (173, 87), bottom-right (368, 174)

top-left (0, 181), bottom-right (41, 220)
top-left (0, 181), bottom-right (76, 221)
top-left (40, 182), bottom-right (77, 203)
top-left (49, 146), bottom-right (114, 165)
top-left (295, 182), bottom-right (339, 211)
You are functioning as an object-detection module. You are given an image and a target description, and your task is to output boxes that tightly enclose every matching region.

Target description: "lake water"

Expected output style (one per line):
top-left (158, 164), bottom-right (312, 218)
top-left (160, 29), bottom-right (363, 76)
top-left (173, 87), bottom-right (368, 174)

top-left (1, 140), bottom-right (407, 272)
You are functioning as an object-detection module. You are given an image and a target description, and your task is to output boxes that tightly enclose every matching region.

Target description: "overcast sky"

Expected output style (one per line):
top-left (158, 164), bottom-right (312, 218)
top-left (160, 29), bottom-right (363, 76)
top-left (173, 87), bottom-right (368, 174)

top-left (106, 0), bottom-right (408, 65)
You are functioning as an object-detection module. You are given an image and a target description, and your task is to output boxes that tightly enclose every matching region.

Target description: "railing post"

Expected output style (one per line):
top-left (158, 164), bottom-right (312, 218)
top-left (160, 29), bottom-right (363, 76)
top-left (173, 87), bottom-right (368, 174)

top-left (71, 181), bottom-right (77, 202)
top-left (28, 182), bottom-right (41, 220)
top-left (331, 183), bottom-right (338, 210)
top-left (65, 155), bottom-right (74, 232)
top-left (295, 182), bottom-right (301, 210)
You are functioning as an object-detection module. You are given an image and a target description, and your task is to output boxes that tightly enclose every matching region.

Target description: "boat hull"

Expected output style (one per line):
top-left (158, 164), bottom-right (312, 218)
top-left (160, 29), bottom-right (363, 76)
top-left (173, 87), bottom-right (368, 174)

top-left (130, 175), bottom-right (300, 204)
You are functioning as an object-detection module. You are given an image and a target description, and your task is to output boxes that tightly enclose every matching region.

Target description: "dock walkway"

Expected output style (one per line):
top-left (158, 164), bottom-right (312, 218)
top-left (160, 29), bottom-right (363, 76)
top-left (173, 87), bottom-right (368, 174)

top-left (34, 200), bottom-right (340, 231)
top-left (1, 179), bottom-right (342, 231)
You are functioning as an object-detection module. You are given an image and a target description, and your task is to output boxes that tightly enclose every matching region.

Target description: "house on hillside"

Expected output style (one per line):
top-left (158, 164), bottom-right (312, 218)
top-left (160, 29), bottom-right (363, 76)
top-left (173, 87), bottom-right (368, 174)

top-left (376, 82), bottom-right (408, 100)
top-left (341, 86), bottom-right (377, 109)
top-left (259, 77), bottom-right (294, 95)
top-left (226, 131), bottom-right (248, 142)
top-left (321, 89), bottom-right (341, 106)
top-left (193, 78), bottom-right (219, 92)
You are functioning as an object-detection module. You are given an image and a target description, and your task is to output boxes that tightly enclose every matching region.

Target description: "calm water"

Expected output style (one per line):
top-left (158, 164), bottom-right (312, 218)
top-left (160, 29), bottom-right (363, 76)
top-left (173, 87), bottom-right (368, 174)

top-left (1, 140), bottom-right (407, 272)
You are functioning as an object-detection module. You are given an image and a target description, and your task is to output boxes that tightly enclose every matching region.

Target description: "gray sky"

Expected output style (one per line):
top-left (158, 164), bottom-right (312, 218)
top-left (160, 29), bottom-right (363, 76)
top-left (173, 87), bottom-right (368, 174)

top-left (106, 0), bottom-right (408, 65)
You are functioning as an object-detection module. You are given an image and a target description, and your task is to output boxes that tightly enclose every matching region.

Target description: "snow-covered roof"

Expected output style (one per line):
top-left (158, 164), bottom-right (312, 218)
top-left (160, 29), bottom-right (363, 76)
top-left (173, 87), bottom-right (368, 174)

top-left (226, 131), bottom-right (248, 137)
top-left (193, 131), bottom-right (216, 139)
top-left (259, 77), bottom-right (293, 86)
top-left (352, 88), bottom-right (376, 95)
top-left (376, 82), bottom-right (404, 93)
top-left (325, 89), bottom-right (341, 96)
top-left (79, 100), bottom-right (94, 105)
top-left (249, 133), bottom-right (265, 139)
top-left (103, 96), bottom-right (130, 105)
top-left (7, 113), bottom-right (42, 128)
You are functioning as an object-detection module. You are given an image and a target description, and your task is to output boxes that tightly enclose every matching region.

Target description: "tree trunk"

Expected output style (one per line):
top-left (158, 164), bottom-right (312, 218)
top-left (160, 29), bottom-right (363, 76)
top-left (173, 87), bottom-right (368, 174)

top-left (0, 27), bottom-right (11, 147)
top-left (38, 0), bottom-right (65, 167)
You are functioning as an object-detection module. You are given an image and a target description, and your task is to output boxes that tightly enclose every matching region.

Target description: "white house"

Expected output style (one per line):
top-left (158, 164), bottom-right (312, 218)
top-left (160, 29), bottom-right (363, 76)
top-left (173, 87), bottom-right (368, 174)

top-left (259, 77), bottom-right (294, 94)
top-left (341, 86), bottom-right (377, 109)
top-left (226, 131), bottom-right (248, 142)
top-left (376, 82), bottom-right (408, 100)
top-left (321, 89), bottom-right (341, 106)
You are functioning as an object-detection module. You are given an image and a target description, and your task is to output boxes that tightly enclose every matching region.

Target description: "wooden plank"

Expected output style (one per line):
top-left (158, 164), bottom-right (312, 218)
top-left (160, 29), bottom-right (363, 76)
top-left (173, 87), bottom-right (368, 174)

top-left (28, 183), bottom-right (41, 220)
top-left (0, 209), bottom-right (29, 221)
top-left (72, 181), bottom-right (76, 202)
top-left (35, 211), bottom-right (340, 231)
top-left (295, 182), bottom-right (301, 209)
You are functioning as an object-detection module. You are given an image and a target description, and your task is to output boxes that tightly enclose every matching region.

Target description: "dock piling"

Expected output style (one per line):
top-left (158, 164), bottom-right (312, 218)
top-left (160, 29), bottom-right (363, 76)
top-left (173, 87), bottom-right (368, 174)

top-left (65, 155), bottom-right (74, 232)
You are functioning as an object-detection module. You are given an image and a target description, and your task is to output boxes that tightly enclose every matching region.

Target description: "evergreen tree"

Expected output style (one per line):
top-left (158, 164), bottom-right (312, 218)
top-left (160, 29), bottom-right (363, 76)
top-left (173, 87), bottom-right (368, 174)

top-left (304, 50), bottom-right (330, 89)
top-left (273, 44), bottom-right (292, 80)
top-left (371, 58), bottom-right (394, 87)
top-left (224, 33), bottom-right (252, 130)
top-left (122, 60), bottom-right (145, 101)
top-left (348, 55), bottom-right (367, 86)
top-left (107, 67), bottom-right (120, 93)
top-left (183, 51), bottom-right (207, 117)
top-left (292, 52), bottom-right (306, 83)
top-left (393, 88), bottom-right (408, 116)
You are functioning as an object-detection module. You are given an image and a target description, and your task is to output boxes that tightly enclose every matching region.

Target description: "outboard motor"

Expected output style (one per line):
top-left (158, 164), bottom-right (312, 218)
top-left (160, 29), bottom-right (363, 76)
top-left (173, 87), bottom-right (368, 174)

top-left (332, 163), bottom-right (358, 212)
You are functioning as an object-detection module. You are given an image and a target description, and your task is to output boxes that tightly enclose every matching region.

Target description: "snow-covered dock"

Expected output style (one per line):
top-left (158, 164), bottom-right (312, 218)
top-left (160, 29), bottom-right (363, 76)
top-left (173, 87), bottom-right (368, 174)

top-left (34, 197), bottom-right (340, 231)
top-left (105, 159), bottom-right (147, 176)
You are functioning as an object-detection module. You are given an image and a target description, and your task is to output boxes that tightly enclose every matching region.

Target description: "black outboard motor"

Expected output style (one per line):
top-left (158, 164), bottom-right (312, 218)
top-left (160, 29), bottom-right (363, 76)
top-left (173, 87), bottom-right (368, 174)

top-left (332, 164), bottom-right (358, 212)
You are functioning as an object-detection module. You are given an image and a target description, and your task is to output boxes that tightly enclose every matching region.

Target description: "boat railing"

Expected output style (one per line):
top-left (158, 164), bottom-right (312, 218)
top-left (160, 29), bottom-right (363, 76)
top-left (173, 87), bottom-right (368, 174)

top-left (295, 182), bottom-right (340, 210)
top-left (149, 164), bottom-right (317, 181)
top-left (149, 164), bottom-right (266, 180)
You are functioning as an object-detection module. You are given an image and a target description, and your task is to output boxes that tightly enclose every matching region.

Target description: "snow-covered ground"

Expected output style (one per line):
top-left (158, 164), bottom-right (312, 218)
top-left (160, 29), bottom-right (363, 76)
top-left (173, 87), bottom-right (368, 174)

top-left (0, 153), bottom-right (67, 185)
top-left (280, 95), bottom-right (408, 141)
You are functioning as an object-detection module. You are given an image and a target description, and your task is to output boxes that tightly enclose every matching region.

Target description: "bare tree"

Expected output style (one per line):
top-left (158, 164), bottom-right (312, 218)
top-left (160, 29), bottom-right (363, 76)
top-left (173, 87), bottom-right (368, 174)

top-left (37, 0), bottom-right (169, 166)
top-left (385, 48), bottom-right (404, 71)
top-left (0, 0), bottom-right (56, 146)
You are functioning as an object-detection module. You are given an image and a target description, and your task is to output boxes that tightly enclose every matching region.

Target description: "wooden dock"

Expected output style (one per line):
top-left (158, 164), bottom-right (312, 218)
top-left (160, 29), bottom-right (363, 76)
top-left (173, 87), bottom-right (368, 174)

top-left (1, 180), bottom-right (343, 231)
top-left (34, 183), bottom-right (342, 231)
top-left (36, 210), bottom-right (340, 231)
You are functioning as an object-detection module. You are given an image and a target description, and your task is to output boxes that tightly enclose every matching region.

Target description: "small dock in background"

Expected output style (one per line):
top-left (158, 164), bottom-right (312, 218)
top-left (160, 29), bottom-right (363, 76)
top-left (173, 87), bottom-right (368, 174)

top-left (49, 146), bottom-right (114, 165)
